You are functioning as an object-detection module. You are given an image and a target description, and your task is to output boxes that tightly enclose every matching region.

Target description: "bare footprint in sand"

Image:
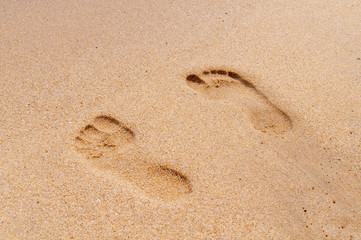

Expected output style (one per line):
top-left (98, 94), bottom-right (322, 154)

top-left (74, 115), bottom-right (192, 202)
top-left (186, 70), bottom-right (292, 134)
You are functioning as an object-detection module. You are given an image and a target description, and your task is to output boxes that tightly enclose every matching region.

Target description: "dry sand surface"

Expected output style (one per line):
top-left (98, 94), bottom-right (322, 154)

top-left (1, 0), bottom-right (361, 239)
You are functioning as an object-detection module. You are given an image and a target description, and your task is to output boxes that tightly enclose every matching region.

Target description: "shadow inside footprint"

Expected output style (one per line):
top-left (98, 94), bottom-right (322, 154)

top-left (75, 115), bottom-right (192, 202)
top-left (186, 69), bottom-right (292, 135)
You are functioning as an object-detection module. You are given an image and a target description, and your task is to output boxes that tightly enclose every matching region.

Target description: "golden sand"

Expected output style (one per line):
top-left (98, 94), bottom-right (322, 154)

top-left (1, 0), bottom-right (360, 239)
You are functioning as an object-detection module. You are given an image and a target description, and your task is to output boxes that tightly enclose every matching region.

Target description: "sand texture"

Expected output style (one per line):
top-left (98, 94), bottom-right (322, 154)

top-left (1, 0), bottom-right (361, 239)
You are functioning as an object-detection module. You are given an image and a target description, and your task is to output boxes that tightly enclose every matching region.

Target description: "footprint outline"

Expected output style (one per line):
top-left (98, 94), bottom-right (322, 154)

top-left (185, 69), bottom-right (293, 135)
top-left (75, 115), bottom-right (192, 202)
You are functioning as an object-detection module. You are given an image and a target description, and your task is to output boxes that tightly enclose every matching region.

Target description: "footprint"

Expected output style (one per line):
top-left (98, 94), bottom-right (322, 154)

top-left (75, 115), bottom-right (192, 202)
top-left (186, 69), bottom-right (292, 134)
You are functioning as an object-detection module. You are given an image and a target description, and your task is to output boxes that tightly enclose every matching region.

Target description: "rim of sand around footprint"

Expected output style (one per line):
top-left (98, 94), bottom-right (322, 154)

top-left (185, 69), bottom-right (293, 135)
top-left (75, 115), bottom-right (192, 203)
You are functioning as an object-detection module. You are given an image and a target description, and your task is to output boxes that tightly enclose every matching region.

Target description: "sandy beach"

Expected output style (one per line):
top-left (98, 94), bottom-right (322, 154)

top-left (1, 0), bottom-right (361, 239)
